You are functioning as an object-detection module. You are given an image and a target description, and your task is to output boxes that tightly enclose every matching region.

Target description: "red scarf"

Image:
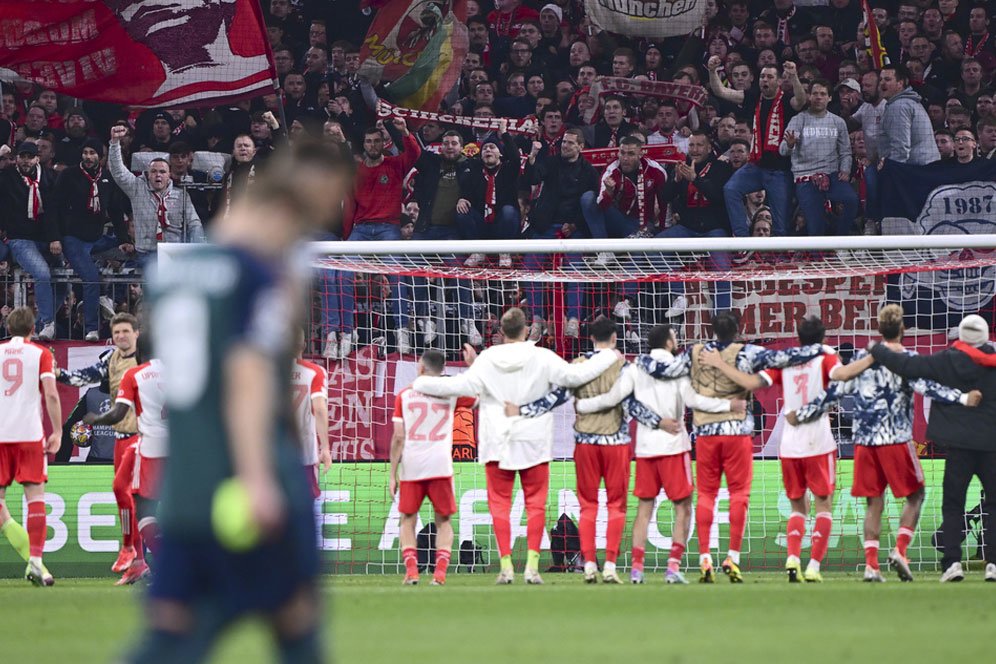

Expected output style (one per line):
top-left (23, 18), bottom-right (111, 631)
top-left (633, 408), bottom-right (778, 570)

top-left (855, 163), bottom-right (866, 208)
top-left (966, 32), bottom-right (990, 56)
top-left (953, 340), bottom-right (996, 365)
top-left (81, 164), bottom-right (102, 214)
top-left (750, 89), bottom-right (785, 164)
top-left (151, 189), bottom-right (168, 240)
top-left (21, 166), bottom-right (42, 220)
top-left (777, 7), bottom-right (796, 45)
top-left (607, 126), bottom-right (620, 148)
top-left (543, 127), bottom-right (566, 156)
top-left (685, 161), bottom-right (711, 208)
top-left (483, 167), bottom-right (498, 223)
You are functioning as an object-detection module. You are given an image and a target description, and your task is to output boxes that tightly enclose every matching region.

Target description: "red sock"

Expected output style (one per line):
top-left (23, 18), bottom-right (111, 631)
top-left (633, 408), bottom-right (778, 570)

top-left (631, 546), bottom-right (646, 573)
top-left (139, 519), bottom-right (160, 559)
top-left (728, 492), bottom-right (749, 552)
top-left (810, 512), bottom-right (832, 563)
top-left (133, 527), bottom-right (145, 563)
top-left (696, 491), bottom-right (717, 557)
top-left (402, 546), bottom-right (418, 577)
top-left (786, 512), bottom-right (806, 559)
top-left (119, 507), bottom-right (133, 549)
top-left (113, 470), bottom-right (135, 549)
top-left (434, 549), bottom-right (451, 581)
top-left (864, 540), bottom-right (879, 570)
top-left (896, 527), bottom-right (914, 558)
top-left (26, 500), bottom-right (46, 558)
top-left (668, 541), bottom-right (686, 573)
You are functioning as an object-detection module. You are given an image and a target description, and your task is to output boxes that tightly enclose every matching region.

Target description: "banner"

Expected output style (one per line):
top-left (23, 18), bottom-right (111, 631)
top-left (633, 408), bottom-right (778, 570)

top-left (0, 1), bottom-right (274, 108)
top-left (358, 0), bottom-right (468, 86)
top-left (376, 99), bottom-right (538, 134)
top-left (879, 158), bottom-right (996, 331)
top-left (0, 460), bottom-right (974, 576)
top-left (584, 0), bottom-right (707, 40)
top-left (582, 144), bottom-right (684, 167)
top-left (594, 76), bottom-right (709, 108)
top-left (861, 0), bottom-right (890, 70)
top-left (383, 11), bottom-right (468, 111)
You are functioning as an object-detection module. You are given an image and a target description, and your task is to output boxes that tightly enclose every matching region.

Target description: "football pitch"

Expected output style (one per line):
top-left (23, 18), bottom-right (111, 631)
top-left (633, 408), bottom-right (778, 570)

top-left (1, 572), bottom-right (994, 663)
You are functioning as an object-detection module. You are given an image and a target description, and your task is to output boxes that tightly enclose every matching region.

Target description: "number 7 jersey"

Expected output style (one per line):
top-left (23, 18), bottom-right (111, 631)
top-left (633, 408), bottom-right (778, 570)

top-left (392, 387), bottom-right (477, 481)
top-left (0, 336), bottom-right (54, 445)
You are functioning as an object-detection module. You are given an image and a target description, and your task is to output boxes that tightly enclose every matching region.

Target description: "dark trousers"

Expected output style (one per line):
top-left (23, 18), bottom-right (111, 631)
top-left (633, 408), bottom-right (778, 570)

top-left (941, 448), bottom-right (996, 568)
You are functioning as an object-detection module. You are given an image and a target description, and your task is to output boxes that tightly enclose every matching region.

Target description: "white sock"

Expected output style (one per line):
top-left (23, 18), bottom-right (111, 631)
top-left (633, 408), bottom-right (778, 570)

top-left (29, 555), bottom-right (42, 566)
top-left (584, 560), bottom-right (598, 574)
top-left (699, 553), bottom-right (713, 568)
top-left (786, 555), bottom-right (800, 566)
top-left (807, 560), bottom-right (821, 572)
top-left (603, 561), bottom-right (616, 575)
top-left (727, 550), bottom-right (740, 565)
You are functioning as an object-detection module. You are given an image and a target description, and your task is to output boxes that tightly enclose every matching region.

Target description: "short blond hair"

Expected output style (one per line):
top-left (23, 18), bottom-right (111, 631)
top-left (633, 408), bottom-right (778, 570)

top-left (500, 307), bottom-right (527, 339)
top-left (6, 307), bottom-right (35, 337)
top-left (878, 304), bottom-right (904, 340)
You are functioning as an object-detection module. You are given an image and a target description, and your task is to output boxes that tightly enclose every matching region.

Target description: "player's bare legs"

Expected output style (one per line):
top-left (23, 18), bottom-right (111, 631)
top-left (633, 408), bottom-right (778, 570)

top-left (889, 487), bottom-right (924, 582)
top-left (432, 514), bottom-right (453, 586)
top-left (399, 512), bottom-right (420, 585)
top-left (863, 495), bottom-right (886, 582)
top-left (630, 498), bottom-right (654, 583)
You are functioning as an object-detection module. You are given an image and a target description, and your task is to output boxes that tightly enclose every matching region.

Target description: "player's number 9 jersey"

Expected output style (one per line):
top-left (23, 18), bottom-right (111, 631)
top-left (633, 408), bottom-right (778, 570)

top-left (0, 337), bottom-right (54, 445)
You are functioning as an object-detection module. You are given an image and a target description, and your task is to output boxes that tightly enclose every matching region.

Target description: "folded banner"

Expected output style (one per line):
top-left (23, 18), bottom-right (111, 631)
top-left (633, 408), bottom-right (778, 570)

top-left (376, 99), bottom-right (538, 134)
top-left (584, 0), bottom-right (707, 40)
top-left (879, 158), bottom-right (996, 331)
top-left (359, 0), bottom-right (468, 87)
top-left (0, 0), bottom-right (274, 108)
top-left (582, 145), bottom-right (684, 167)
top-left (594, 76), bottom-right (709, 108)
top-left (383, 12), bottom-right (468, 111)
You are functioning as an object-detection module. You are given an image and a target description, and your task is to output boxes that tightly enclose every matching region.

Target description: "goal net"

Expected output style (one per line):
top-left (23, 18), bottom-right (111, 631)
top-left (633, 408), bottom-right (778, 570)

top-left (311, 235), bottom-right (996, 575)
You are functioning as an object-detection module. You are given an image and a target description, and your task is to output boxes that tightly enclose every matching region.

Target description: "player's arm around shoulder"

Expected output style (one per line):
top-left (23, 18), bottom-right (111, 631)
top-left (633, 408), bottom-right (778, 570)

top-left (548, 346), bottom-right (619, 387)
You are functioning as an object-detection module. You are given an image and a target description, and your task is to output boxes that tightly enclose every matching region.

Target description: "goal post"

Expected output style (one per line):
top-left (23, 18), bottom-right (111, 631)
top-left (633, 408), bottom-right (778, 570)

top-left (308, 235), bottom-right (996, 574)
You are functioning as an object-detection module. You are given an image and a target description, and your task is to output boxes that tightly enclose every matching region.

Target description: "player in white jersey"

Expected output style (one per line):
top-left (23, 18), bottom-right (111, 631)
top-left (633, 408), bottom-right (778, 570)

top-left (390, 350), bottom-right (477, 586)
top-left (294, 331), bottom-right (330, 500)
top-left (86, 336), bottom-right (165, 585)
top-left (0, 307), bottom-right (62, 587)
top-left (700, 316), bottom-right (875, 582)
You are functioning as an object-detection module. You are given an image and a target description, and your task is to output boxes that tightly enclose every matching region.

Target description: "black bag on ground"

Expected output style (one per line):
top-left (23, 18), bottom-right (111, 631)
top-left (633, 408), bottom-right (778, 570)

top-left (416, 522), bottom-right (436, 572)
top-left (548, 513), bottom-right (582, 572)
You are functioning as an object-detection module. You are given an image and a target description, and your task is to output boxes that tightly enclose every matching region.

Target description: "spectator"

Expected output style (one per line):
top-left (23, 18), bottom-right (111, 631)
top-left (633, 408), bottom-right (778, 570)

top-left (780, 80), bottom-right (856, 236)
top-left (954, 57), bottom-right (986, 111)
top-left (725, 138), bottom-right (750, 170)
top-left (494, 71), bottom-right (533, 119)
top-left (978, 115), bottom-right (996, 159)
top-left (711, 57), bottom-right (807, 237)
top-left (851, 72), bottom-right (885, 163)
top-left (952, 128), bottom-right (981, 164)
top-left (487, 0), bottom-right (540, 40)
top-left (965, 5), bottom-right (995, 59)
top-left (947, 105), bottom-right (973, 132)
top-left (760, 0), bottom-right (813, 50)
top-left (107, 126), bottom-right (204, 266)
top-left (217, 134), bottom-right (257, 219)
top-left (52, 138), bottom-right (128, 341)
top-left (878, 64), bottom-right (941, 164)
top-left (54, 108), bottom-right (91, 167)
top-left (750, 206), bottom-right (774, 236)
top-left (935, 128), bottom-right (957, 160)
top-left (19, 104), bottom-right (48, 141)
top-left (0, 141), bottom-right (62, 339)
top-left (167, 142), bottom-right (211, 225)
top-left (272, 46), bottom-right (295, 79)
top-left (647, 102), bottom-right (690, 152)
top-left (137, 111), bottom-right (174, 152)
top-left (584, 96), bottom-right (635, 148)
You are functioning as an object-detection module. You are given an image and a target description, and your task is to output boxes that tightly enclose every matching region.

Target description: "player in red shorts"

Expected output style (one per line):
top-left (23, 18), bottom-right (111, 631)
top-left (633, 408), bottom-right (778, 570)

top-left (390, 350), bottom-right (477, 586)
top-left (293, 331), bottom-right (330, 500)
top-left (790, 305), bottom-right (980, 582)
top-left (0, 307), bottom-right (62, 586)
top-left (86, 335), bottom-right (165, 585)
top-left (702, 316), bottom-right (875, 582)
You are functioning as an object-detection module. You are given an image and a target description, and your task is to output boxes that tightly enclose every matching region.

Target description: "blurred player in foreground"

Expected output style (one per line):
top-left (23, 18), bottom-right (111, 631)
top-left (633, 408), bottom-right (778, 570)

top-left (700, 316), bottom-right (872, 582)
top-left (391, 349), bottom-right (477, 586)
top-left (0, 307), bottom-right (62, 586)
top-left (124, 141), bottom-right (349, 663)
top-left (789, 305), bottom-right (980, 582)
top-left (85, 334), bottom-right (161, 586)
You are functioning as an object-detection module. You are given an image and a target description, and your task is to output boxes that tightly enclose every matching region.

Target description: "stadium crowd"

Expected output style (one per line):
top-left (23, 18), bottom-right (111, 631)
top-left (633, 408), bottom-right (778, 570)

top-left (0, 0), bottom-right (995, 351)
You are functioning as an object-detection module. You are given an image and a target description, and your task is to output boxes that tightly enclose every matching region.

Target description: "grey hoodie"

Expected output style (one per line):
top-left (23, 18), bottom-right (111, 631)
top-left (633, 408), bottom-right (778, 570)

top-left (878, 87), bottom-right (940, 165)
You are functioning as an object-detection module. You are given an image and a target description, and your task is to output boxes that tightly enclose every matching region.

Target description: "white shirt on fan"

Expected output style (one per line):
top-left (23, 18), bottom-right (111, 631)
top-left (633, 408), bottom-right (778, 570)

top-left (116, 359), bottom-right (168, 458)
top-left (292, 359), bottom-right (328, 466)
top-left (763, 352), bottom-right (841, 459)
top-left (0, 336), bottom-right (54, 445)
top-left (392, 387), bottom-right (476, 481)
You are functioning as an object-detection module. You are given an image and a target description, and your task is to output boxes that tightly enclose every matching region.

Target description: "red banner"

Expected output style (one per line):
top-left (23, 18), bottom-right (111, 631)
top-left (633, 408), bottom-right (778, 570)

top-left (582, 144), bottom-right (684, 168)
top-left (0, 0), bottom-right (274, 108)
top-left (376, 99), bottom-right (538, 134)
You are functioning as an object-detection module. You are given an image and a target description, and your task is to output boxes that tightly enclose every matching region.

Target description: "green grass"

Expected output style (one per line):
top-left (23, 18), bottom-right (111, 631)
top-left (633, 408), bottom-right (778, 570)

top-left (1, 572), bottom-right (993, 663)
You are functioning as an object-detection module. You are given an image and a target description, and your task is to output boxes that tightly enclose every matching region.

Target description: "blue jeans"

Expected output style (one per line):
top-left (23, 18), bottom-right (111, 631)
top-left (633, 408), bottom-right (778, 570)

top-left (9, 239), bottom-right (63, 325)
top-left (521, 225), bottom-right (585, 322)
top-left (409, 225), bottom-right (473, 320)
top-left (455, 205), bottom-right (520, 241)
top-left (339, 222), bottom-right (404, 331)
top-left (863, 164), bottom-right (880, 221)
top-left (723, 164), bottom-right (793, 237)
top-left (654, 225), bottom-right (732, 313)
top-left (62, 236), bottom-right (102, 334)
top-left (316, 232), bottom-right (346, 335)
top-left (795, 179), bottom-right (859, 236)
top-left (580, 191), bottom-right (640, 239)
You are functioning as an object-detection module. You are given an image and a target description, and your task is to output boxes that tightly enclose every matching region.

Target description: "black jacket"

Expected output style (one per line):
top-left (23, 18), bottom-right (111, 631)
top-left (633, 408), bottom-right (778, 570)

top-left (457, 134), bottom-right (521, 213)
top-left (0, 165), bottom-right (61, 242)
top-left (660, 155), bottom-right (733, 235)
top-left (52, 164), bottom-right (129, 243)
top-left (410, 152), bottom-right (475, 232)
top-left (871, 343), bottom-right (996, 452)
top-left (525, 155), bottom-right (599, 232)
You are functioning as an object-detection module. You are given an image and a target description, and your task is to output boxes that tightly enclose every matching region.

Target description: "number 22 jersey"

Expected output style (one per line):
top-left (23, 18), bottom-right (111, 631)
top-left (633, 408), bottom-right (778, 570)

top-left (392, 387), bottom-right (476, 481)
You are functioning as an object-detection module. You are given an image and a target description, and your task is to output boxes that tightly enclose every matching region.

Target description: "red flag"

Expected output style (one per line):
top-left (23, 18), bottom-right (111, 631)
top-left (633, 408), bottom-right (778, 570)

top-left (0, 1), bottom-right (275, 108)
top-left (358, 0), bottom-right (468, 86)
top-left (862, 0), bottom-right (890, 69)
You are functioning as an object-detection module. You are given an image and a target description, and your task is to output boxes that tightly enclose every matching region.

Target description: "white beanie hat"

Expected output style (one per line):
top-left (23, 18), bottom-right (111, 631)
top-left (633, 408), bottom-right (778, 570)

top-left (958, 314), bottom-right (989, 347)
top-left (541, 3), bottom-right (563, 22)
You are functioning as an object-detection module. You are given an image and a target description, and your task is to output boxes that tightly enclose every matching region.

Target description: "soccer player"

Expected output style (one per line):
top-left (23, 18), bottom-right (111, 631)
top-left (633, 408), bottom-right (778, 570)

top-left (412, 307), bottom-right (620, 585)
top-left (293, 330), bottom-right (331, 500)
top-left (505, 317), bottom-right (668, 584)
top-left (788, 305), bottom-right (981, 582)
top-left (699, 316), bottom-right (873, 582)
top-left (85, 335), bottom-right (162, 586)
top-left (57, 312), bottom-right (141, 574)
top-left (573, 324), bottom-right (746, 584)
top-left (635, 311), bottom-right (826, 582)
top-left (390, 350), bottom-right (477, 586)
top-left (0, 307), bottom-right (62, 586)
top-left (124, 141), bottom-right (349, 663)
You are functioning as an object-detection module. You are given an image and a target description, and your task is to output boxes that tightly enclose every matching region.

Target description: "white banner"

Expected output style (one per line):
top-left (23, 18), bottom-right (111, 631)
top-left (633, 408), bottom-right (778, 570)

top-left (584, 0), bottom-right (706, 39)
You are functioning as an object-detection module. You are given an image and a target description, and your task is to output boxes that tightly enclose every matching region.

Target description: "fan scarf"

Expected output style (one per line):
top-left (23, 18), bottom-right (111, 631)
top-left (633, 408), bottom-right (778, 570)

top-left (750, 89), bottom-right (785, 164)
top-left (22, 166), bottom-right (42, 220)
top-left (81, 164), bottom-right (102, 214)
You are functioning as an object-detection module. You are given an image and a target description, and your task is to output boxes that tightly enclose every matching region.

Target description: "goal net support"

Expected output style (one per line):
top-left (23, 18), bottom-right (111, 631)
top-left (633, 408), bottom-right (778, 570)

top-left (311, 235), bottom-right (996, 574)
